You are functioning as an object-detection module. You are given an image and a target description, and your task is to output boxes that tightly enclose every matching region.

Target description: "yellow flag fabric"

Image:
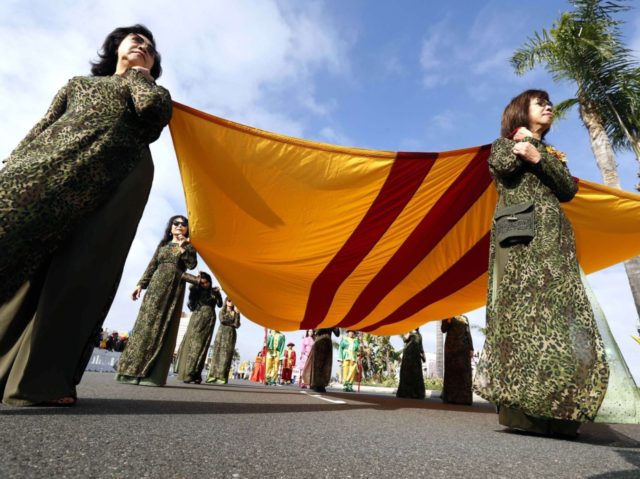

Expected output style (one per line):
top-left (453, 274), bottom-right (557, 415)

top-left (170, 102), bottom-right (640, 335)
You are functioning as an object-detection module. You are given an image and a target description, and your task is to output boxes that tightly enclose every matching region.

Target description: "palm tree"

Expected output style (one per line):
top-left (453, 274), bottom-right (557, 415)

top-left (511, 0), bottom-right (640, 319)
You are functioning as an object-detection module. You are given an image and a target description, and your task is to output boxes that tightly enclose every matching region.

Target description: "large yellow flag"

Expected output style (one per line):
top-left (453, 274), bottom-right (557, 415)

top-left (170, 102), bottom-right (640, 335)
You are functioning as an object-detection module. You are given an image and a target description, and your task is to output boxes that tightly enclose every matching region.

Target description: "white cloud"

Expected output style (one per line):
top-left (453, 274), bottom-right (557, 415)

top-left (383, 53), bottom-right (406, 76)
top-left (417, 4), bottom-right (531, 93)
top-left (419, 19), bottom-right (454, 88)
top-left (319, 126), bottom-right (354, 146)
top-left (431, 110), bottom-right (456, 131)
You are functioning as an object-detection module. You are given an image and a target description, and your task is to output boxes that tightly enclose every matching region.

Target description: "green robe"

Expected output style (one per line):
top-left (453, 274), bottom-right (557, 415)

top-left (116, 242), bottom-right (197, 383)
top-left (338, 337), bottom-right (360, 361)
top-left (207, 308), bottom-right (241, 382)
top-left (176, 287), bottom-right (223, 382)
top-left (0, 70), bottom-right (171, 405)
top-left (473, 137), bottom-right (609, 422)
top-left (266, 331), bottom-right (285, 359)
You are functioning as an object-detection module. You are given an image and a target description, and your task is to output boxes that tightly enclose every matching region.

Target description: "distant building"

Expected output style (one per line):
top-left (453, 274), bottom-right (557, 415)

top-left (174, 312), bottom-right (192, 354)
top-left (423, 352), bottom-right (438, 378)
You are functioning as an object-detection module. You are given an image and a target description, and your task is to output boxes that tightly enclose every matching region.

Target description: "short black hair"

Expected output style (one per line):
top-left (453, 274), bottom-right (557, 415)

top-left (91, 24), bottom-right (162, 79)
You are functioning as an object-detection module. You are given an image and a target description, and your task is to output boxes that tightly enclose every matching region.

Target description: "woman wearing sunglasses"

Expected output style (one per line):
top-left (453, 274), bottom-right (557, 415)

top-left (116, 215), bottom-right (197, 386)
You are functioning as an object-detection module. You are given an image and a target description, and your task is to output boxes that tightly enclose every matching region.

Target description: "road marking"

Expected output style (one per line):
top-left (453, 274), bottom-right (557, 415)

top-left (300, 391), bottom-right (347, 404)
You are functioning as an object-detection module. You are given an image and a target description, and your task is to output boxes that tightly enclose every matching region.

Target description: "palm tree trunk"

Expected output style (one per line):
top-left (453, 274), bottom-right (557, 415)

top-left (580, 102), bottom-right (640, 322)
top-left (580, 102), bottom-right (621, 188)
top-left (624, 259), bottom-right (640, 320)
top-left (386, 351), bottom-right (390, 377)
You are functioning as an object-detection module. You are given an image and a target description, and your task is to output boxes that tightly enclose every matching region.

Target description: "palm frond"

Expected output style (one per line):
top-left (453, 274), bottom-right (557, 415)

top-left (511, 30), bottom-right (554, 74)
top-left (552, 98), bottom-right (580, 123)
top-left (512, 0), bottom-right (640, 158)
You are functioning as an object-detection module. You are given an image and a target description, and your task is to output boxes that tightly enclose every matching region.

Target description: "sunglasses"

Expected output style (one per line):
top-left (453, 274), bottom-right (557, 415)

top-left (172, 220), bottom-right (187, 227)
top-left (131, 34), bottom-right (157, 56)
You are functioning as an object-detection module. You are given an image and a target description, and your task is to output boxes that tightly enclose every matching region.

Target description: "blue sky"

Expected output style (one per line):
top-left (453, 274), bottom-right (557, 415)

top-left (1, 0), bottom-right (639, 381)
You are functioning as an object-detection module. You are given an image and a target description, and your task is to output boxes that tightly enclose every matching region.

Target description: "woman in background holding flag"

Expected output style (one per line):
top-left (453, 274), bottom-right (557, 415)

top-left (396, 328), bottom-right (426, 400)
top-left (207, 297), bottom-right (241, 384)
top-left (303, 327), bottom-right (340, 393)
top-left (298, 330), bottom-right (315, 388)
top-left (176, 272), bottom-right (222, 384)
top-left (116, 215), bottom-right (197, 386)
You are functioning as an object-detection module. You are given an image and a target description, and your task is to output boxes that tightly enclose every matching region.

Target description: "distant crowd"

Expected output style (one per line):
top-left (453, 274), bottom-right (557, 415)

top-left (95, 329), bottom-right (129, 353)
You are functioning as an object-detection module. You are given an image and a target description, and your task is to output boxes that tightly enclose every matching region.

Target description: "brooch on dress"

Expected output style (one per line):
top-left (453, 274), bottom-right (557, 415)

top-left (546, 145), bottom-right (567, 163)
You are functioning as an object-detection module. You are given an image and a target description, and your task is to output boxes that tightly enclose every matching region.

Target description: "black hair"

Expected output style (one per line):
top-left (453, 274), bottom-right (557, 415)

top-left (159, 215), bottom-right (189, 247)
top-left (91, 24), bottom-right (162, 79)
top-left (187, 272), bottom-right (213, 311)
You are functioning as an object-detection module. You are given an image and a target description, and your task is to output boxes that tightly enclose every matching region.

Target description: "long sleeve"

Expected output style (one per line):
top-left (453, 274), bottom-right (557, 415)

top-left (138, 247), bottom-right (160, 288)
top-left (213, 289), bottom-right (223, 308)
top-left (338, 339), bottom-right (345, 361)
top-left (532, 147), bottom-right (578, 202)
top-left (488, 137), bottom-right (524, 179)
top-left (233, 312), bottom-right (241, 329)
top-left (123, 68), bottom-right (172, 144)
top-left (180, 243), bottom-right (197, 270)
top-left (219, 309), bottom-right (235, 326)
top-left (5, 82), bottom-right (69, 163)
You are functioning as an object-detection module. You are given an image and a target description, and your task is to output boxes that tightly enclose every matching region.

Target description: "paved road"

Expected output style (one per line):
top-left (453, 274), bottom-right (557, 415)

top-left (0, 373), bottom-right (639, 478)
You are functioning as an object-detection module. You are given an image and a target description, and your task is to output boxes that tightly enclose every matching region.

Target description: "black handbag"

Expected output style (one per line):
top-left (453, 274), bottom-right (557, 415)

top-left (494, 202), bottom-right (535, 247)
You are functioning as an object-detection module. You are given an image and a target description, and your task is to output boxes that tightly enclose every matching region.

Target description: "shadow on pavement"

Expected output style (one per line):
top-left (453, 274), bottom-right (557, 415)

top-left (0, 392), bottom-right (495, 417)
top-left (496, 422), bottom-right (640, 449)
top-left (323, 390), bottom-right (496, 414)
top-left (586, 449), bottom-right (640, 478)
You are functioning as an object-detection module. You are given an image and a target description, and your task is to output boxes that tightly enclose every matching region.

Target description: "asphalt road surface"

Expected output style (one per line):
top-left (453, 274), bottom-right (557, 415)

top-left (1, 373), bottom-right (639, 478)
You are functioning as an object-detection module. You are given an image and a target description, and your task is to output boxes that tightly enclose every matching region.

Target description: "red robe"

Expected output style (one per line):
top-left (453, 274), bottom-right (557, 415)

top-left (281, 349), bottom-right (296, 382)
top-left (250, 349), bottom-right (267, 383)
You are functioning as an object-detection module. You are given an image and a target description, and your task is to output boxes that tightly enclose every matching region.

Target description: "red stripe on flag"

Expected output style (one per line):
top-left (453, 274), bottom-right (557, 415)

top-left (300, 153), bottom-right (438, 329)
top-left (338, 145), bottom-right (492, 329)
top-left (361, 232), bottom-right (490, 332)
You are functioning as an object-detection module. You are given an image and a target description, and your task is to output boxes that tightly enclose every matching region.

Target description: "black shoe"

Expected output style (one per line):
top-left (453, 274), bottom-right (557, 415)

top-left (313, 386), bottom-right (326, 393)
